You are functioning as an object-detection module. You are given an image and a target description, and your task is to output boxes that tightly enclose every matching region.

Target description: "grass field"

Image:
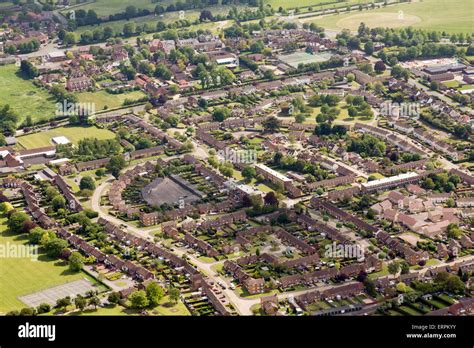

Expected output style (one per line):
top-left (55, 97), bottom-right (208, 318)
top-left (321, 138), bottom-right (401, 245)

top-left (0, 65), bottom-right (57, 124)
top-left (0, 1), bottom-right (14, 8)
top-left (0, 217), bottom-right (87, 313)
top-left (73, 6), bottom-right (236, 36)
top-left (306, 0), bottom-right (474, 33)
top-left (64, 0), bottom-right (170, 16)
top-left (77, 90), bottom-right (147, 111)
top-left (442, 80), bottom-right (461, 88)
top-left (70, 295), bottom-right (190, 316)
top-left (264, 0), bottom-right (360, 10)
top-left (17, 125), bottom-right (116, 149)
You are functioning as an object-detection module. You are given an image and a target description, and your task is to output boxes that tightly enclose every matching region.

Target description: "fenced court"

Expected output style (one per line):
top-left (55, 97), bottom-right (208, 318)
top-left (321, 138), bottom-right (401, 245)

top-left (278, 51), bottom-right (334, 68)
top-left (18, 279), bottom-right (98, 307)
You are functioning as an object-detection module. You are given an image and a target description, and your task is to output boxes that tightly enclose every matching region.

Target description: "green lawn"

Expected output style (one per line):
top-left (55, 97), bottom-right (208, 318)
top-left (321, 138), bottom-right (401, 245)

top-left (0, 217), bottom-right (86, 313)
top-left (307, 0), bottom-right (473, 33)
top-left (150, 295), bottom-right (190, 316)
top-left (442, 80), bottom-right (461, 88)
top-left (458, 84), bottom-right (474, 91)
top-left (64, 0), bottom-right (174, 17)
top-left (368, 263), bottom-right (389, 279)
top-left (0, 65), bottom-right (57, 124)
top-left (0, 1), bottom-right (14, 8)
top-left (70, 295), bottom-right (190, 316)
top-left (68, 304), bottom-right (135, 316)
top-left (77, 90), bottom-right (147, 111)
top-left (17, 125), bottom-right (116, 149)
top-left (73, 6), bottom-right (237, 36)
top-left (264, 0), bottom-right (360, 10)
top-left (235, 287), bottom-right (280, 299)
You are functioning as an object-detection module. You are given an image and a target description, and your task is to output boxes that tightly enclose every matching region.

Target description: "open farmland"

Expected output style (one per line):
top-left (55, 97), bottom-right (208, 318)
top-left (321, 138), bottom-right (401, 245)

top-left (0, 65), bottom-right (57, 124)
top-left (305, 0), bottom-right (474, 33)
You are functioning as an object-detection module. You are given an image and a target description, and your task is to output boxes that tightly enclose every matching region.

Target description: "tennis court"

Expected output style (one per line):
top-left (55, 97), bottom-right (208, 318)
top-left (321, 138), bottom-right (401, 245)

top-left (278, 51), bottom-right (334, 68)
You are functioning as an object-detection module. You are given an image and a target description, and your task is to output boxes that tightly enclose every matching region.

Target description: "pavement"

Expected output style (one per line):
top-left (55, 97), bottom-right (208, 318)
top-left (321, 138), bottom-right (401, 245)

top-left (18, 278), bottom-right (97, 307)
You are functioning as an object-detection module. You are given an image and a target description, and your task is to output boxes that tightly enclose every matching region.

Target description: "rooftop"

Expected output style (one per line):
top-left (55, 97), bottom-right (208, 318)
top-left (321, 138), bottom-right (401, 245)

top-left (362, 172), bottom-right (419, 189)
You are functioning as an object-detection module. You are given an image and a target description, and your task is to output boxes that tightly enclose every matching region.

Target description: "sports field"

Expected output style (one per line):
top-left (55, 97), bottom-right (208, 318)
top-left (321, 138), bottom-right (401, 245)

top-left (306, 0), bottom-right (474, 33)
top-left (17, 125), bottom-right (116, 149)
top-left (0, 217), bottom-right (86, 313)
top-left (0, 65), bottom-right (57, 124)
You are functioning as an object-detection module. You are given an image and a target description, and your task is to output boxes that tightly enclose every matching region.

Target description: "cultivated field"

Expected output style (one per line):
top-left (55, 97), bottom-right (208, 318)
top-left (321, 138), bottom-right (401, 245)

top-left (16, 125), bottom-right (116, 149)
top-left (306, 0), bottom-right (474, 33)
top-left (0, 217), bottom-right (86, 313)
top-left (0, 65), bottom-right (57, 124)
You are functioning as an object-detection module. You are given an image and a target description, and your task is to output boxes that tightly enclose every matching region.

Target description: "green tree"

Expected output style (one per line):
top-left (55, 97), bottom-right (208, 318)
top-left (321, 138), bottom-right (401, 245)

top-left (130, 290), bottom-right (149, 309)
top-left (80, 176), bottom-right (96, 191)
top-left (107, 155), bottom-right (126, 178)
top-left (168, 287), bottom-right (180, 304)
top-left (146, 282), bottom-right (165, 307)
top-left (7, 211), bottom-right (30, 234)
top-left (44, 238), bottom-right (68, 258)
top-left (212, 107), bottom-right (231, 122)
top-left (56, 296), bottom-right (71, 309)
top-left (242, 166), bottom-right (256, 182)
top-left (20, 60), bottom-right (38, 79)
top-left (262, 116), bottom-right (281, 133)
top-left (74, 295), bottom-right (87, 311)
top-left (68, 252), bottom-right (84, 272)
top-left (88, 295), bottom-right (101, 309)
top-left (108, 292), bottom-right (121, 305)
top-left (63, 32), bottom-right (76, 46)
top-left (52, 195), bottom-right (66, 211)
top-left (388, 261), bottom-right (400, 276)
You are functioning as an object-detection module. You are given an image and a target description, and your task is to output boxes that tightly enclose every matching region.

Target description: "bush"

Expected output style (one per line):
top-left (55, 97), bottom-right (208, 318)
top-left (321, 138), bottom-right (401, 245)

top-left (36, 303), bottom-right (51, 314)
top-left (20, 307), bottom-right (36, 316)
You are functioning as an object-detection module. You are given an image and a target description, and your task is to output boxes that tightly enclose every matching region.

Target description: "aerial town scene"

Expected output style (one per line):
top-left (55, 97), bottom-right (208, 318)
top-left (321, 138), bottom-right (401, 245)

top-left (0, 0), bottom-right (473, 322)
